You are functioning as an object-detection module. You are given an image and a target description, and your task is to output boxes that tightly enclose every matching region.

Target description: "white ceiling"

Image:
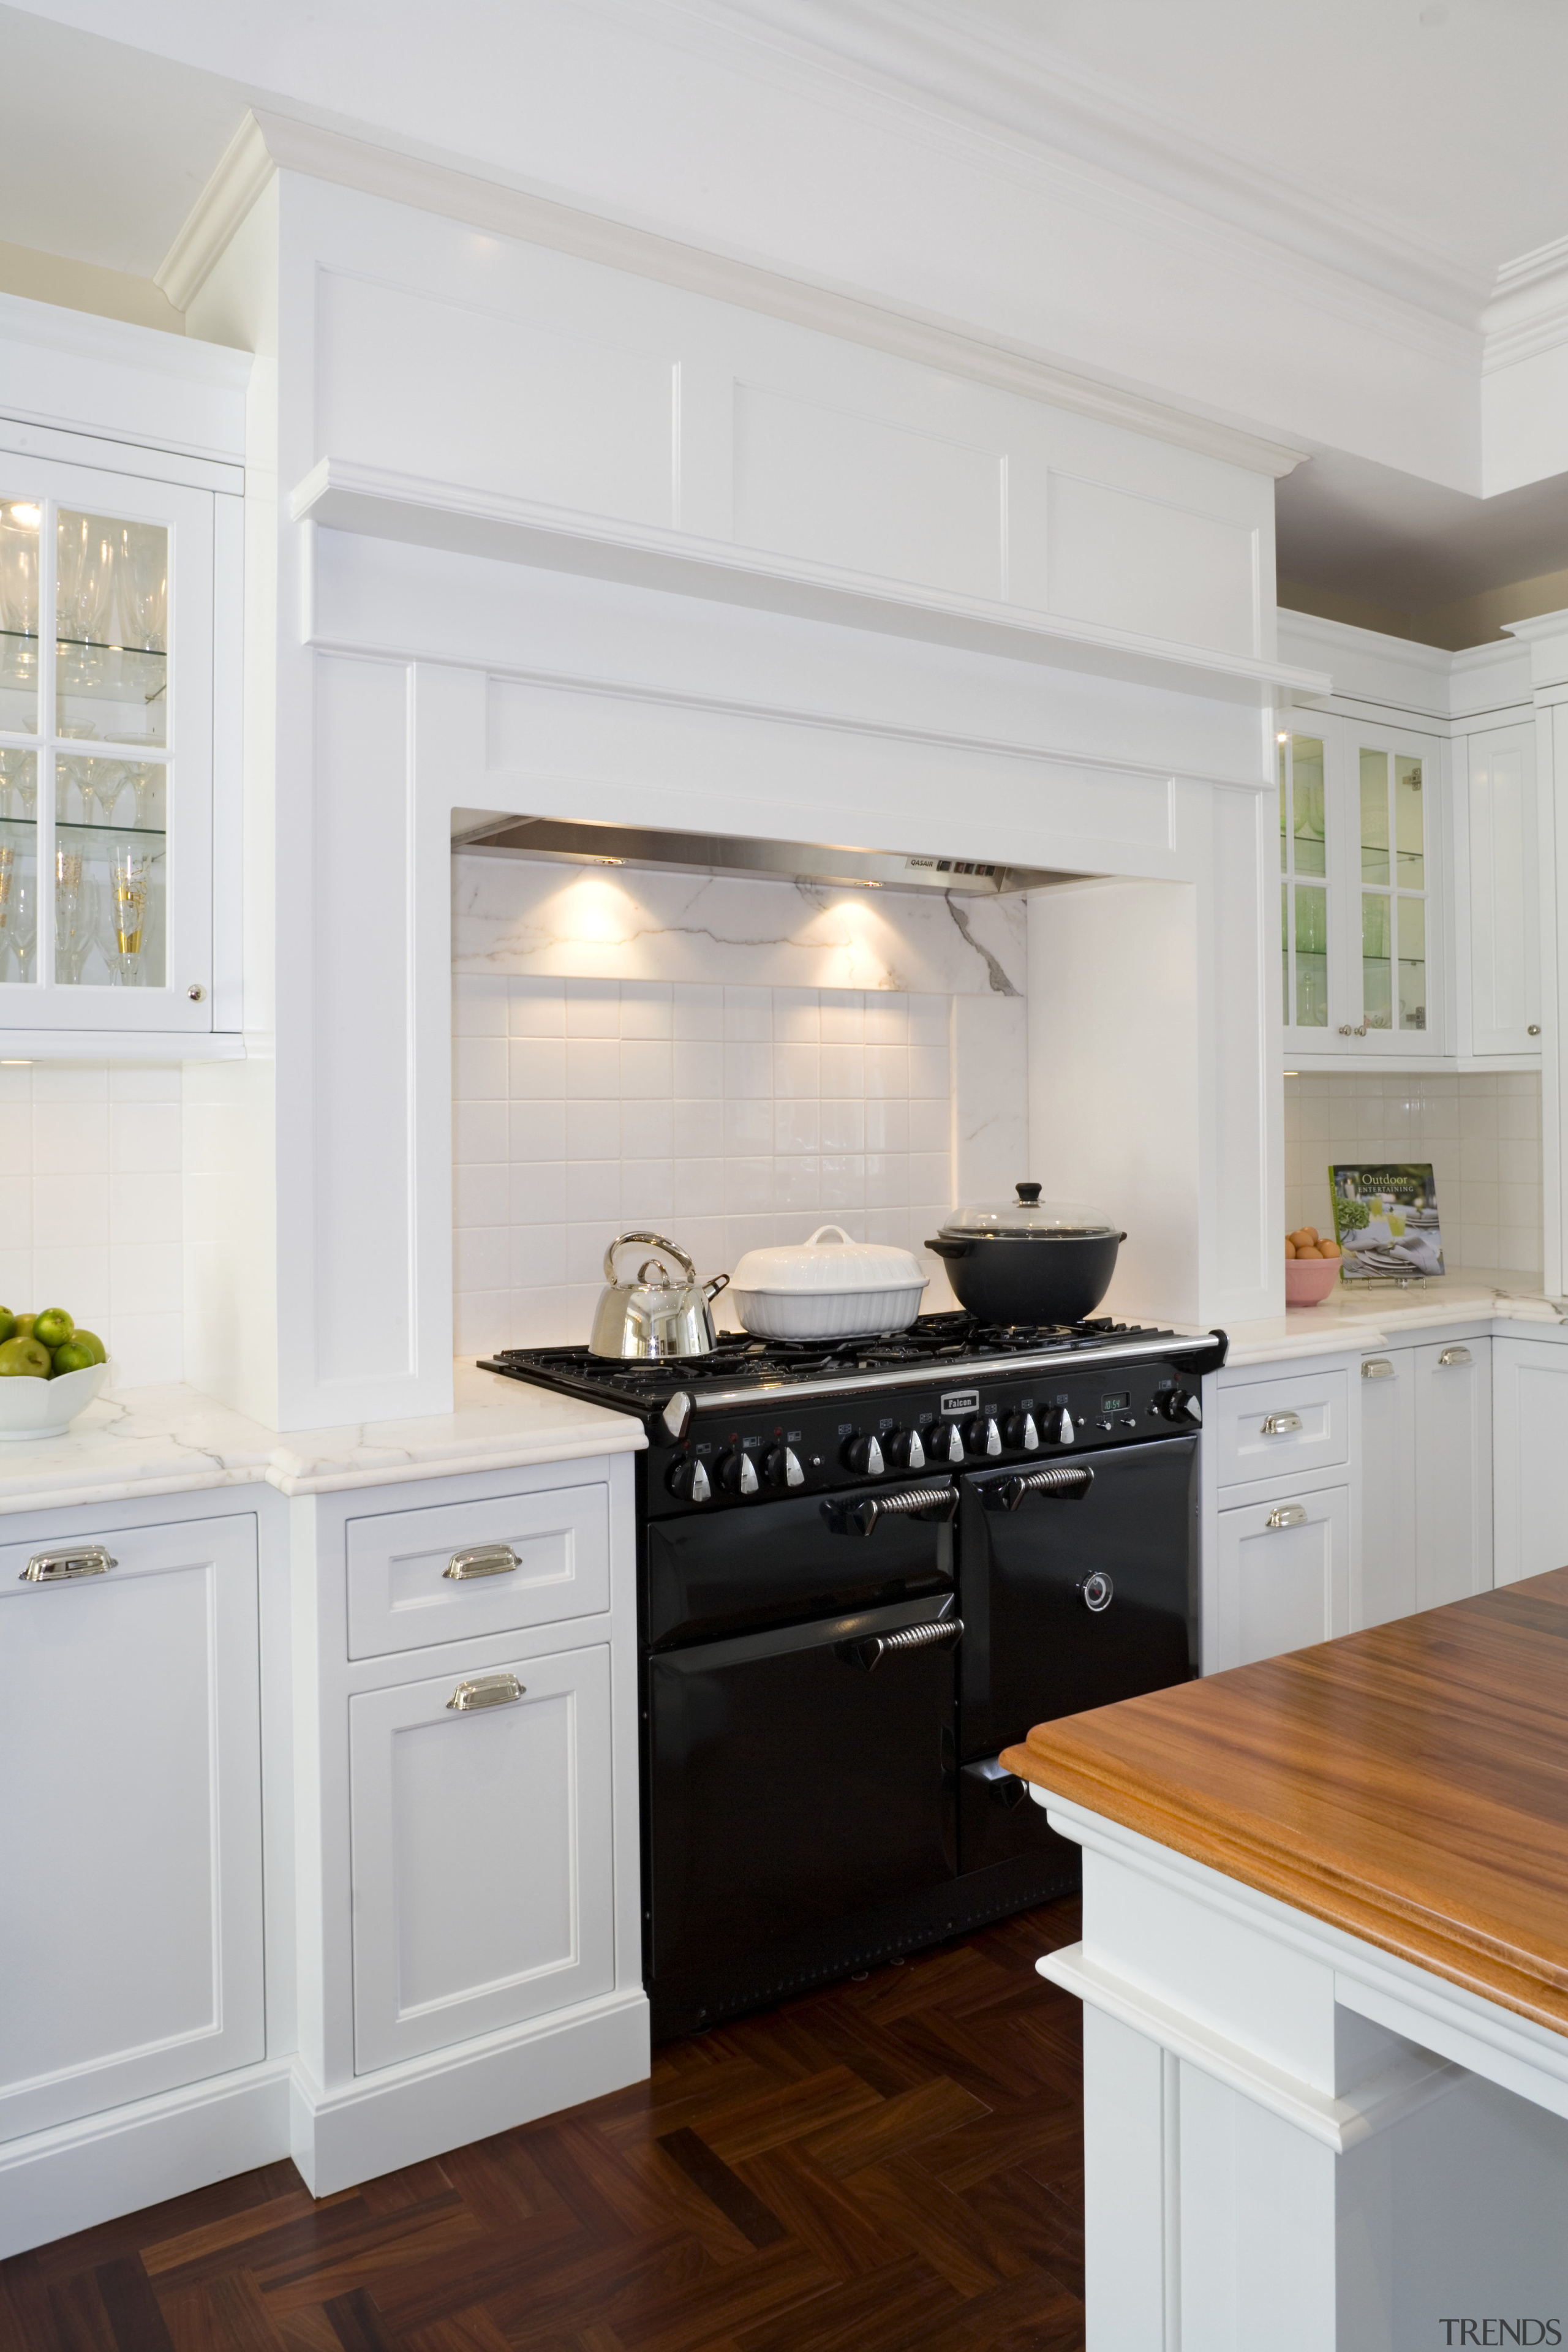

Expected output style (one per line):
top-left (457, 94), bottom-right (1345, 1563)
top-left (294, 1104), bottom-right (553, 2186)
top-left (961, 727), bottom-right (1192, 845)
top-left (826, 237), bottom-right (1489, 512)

top-left (7, 0), bottom-right (1568, 617)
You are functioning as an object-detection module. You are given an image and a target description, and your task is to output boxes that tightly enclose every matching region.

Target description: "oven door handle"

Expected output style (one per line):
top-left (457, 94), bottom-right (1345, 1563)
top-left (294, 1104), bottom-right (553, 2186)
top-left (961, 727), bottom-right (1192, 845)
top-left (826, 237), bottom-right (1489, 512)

top-left (989, 1464), bottom-right (1095, 1511)
top-left (821, 1481), bottom-right (958, 1537)
top-left (836, 1616), bottom-right (964, 1672)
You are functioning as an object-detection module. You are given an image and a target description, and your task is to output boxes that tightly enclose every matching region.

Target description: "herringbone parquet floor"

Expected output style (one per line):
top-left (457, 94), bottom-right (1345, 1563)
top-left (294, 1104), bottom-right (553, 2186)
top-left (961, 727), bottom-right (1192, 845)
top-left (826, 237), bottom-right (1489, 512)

top-left (0, 1899), bottom-right (1085, 2352)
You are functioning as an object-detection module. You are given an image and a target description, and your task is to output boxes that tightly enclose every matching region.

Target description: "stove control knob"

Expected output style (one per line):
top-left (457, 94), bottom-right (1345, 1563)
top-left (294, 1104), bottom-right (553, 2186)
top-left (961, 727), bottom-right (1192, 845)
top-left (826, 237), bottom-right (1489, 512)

top-left (843, 1433), bottom-right (885, 1476)
top-left (764, 1444), bottom-right (805, 1489)
top-left (1049, 1408), bottom-right (1076, 1446)
top-left (889, 1427), bottom-right (927, 1471)
top-left (966, 1416), bottom-right (1003, 1458)
top-left (668, 1456), bottom-right (712, 1503)
top-left (1005, 1411), bottom-right (1041, 1452)
top-left (1158, 1389), bottom-right (1202, 1426)
top-left (930, 1421), bottom-right (966, 1465)
top-left (719, 1450), bottom-right (761, 1496)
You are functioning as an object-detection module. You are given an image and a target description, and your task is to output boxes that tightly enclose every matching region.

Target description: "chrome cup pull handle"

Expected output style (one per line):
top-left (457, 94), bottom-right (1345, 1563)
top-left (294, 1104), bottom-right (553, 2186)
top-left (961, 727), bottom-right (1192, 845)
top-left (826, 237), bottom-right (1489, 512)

top-left (443, 1544), bottom-right (520, 1581)
top-left (1438, 1346), bottom-right (1472, 1368)
top-left (1261, 1411), bottom-right (1303, 1436)
top-left (446, 1672), bottom-right (526, 1713)
top-left (1265, 1504), bottom-right (1308, 1530)
top-left (1362, 1359), bottom-right (1395, 1379)
top-left (20, 1546), bottom-right (117, 1584)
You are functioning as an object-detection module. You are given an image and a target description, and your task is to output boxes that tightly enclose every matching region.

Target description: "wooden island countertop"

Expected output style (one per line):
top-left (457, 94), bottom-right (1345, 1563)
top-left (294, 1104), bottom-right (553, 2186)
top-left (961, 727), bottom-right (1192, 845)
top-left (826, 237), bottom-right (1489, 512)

top-left (1001, 1566), bottom-right (1568, 2039)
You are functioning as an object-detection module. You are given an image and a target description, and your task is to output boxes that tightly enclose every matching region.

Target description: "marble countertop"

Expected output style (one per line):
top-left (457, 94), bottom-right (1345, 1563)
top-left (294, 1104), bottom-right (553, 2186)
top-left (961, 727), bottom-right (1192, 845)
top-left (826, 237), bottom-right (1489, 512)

top-left (1209, 1268), bottom-right (1566, 1368)
top-left (0, 1360), bottom-right (644, 1519)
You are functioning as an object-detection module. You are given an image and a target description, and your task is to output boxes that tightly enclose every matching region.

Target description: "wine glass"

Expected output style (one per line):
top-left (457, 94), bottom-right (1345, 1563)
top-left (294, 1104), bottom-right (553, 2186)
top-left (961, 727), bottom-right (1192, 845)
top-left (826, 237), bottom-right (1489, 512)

top-left (0, 506), bottom-right (40, 639)
top-left (119, 523), bottom-right (167, 654)
top-left (129, 761), bottom-right (159, 830)
top-left (7, 869), bottom-right (37, 982)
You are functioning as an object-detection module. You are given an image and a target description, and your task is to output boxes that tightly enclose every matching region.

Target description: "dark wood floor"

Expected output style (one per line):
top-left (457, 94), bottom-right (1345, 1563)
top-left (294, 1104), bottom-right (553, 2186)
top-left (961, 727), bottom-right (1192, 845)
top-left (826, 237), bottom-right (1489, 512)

top-left (0, 1899), bottom-right (1085, 2352)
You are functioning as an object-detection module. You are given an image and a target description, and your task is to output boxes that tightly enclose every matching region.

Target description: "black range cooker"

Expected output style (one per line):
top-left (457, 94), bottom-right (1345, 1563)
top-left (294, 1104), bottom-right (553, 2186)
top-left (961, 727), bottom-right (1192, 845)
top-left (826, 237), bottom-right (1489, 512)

top-left (482, 1309), bottom-right (1226, 2039)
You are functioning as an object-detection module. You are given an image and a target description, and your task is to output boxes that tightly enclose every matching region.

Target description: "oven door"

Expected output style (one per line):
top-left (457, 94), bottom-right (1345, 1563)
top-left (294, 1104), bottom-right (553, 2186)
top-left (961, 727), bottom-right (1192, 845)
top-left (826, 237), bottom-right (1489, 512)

top-left (646, 1596), bottom-right (960, 1983)
top-left (957, 1436), bottom-right (1197, 1871)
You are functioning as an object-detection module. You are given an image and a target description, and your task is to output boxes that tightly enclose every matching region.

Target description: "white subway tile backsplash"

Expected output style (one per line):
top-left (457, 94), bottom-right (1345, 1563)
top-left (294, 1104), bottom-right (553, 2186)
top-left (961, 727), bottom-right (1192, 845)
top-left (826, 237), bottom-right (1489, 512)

top-left (454, 969), bottom-right (1019, 1346)
top-left (32, 1171), bottom-right (109, 1250)
top-left (31, 1063), bottom-right (108, 1104)
top-left (34, 1102), bottom-right (108, 1171)
top-left (1283, 1071), bottom-right (1542, 1275)
top-left (454, 1038), bottom-right (508, 1101)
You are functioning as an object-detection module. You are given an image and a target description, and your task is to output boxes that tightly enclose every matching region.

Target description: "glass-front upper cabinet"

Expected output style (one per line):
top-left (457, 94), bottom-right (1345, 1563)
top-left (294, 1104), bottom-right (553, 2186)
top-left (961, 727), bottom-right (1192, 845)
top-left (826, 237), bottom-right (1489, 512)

top-left (0, 445), bottom-right (215, 1035)
top-left (1278, 714), bottom-right (1444, 1059)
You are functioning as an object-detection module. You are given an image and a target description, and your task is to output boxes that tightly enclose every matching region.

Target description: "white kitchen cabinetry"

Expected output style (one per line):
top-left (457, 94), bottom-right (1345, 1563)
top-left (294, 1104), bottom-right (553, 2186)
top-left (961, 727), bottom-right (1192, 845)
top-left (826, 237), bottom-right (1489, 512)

top-left (0, 427), bottom-right (241, 1047)
top-left (1357, 1339), bottom-right (1493, 1625)
top-left (0, 1512), bottom-right (263, 2143)
top-left (291, 1452), bottom-right (646, 2197)
top-left (1493, 1336), bottom-right (1568, 1585)
top-left (1280, 713), bottom-right (1446, 1059)
top-left (1202, 1355), bottom-right (1360, 1672)
top-left (1463, 720), bottom-right (1542, 1055)
top-left (349, 1640), bottom-right (614, 2072)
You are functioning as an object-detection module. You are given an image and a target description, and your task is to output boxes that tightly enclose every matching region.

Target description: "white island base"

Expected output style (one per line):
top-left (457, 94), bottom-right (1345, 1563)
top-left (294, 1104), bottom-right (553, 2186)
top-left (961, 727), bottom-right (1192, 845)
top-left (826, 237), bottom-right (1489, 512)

top-left (1036, 1793), bottom-right (1568, 2350)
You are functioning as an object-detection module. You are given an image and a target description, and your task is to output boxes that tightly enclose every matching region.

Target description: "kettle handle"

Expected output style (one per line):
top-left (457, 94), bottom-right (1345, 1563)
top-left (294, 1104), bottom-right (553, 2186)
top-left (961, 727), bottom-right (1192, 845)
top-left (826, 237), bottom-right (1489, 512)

top-left (704, 1272), bottom-right (729, 1302)
top-left (603, 1229), bottom-right (696, 1284)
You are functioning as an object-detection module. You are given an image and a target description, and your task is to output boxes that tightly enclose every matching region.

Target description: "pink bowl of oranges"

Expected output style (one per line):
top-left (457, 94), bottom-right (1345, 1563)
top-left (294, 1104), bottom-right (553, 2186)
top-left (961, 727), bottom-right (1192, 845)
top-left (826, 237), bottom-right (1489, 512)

top-left (1285, 1227), bottom-right (1342, 1306)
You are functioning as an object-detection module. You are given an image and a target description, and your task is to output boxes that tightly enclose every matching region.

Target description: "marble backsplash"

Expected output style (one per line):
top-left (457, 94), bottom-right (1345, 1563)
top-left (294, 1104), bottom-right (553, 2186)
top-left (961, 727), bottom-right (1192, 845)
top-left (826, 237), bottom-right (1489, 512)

top-left (451, 856), bottom-right (1030, 1352)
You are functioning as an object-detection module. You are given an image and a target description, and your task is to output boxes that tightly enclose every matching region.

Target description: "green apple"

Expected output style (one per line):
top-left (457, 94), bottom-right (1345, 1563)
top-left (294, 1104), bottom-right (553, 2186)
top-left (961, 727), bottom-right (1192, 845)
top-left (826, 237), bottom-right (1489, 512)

top-left (0, 1335), bottom-right (50, 1378)
top-left (0, 1308), bottom-right (14, 1346)
top-left (70, 1329), bottom-right (106, 1365)
top-left (14, 1314), bottom-right (34, 1338)
top-left (31, 1308), bottom-right (74, 1351)
top-left (50, 1341), bottom-right (97, 1376)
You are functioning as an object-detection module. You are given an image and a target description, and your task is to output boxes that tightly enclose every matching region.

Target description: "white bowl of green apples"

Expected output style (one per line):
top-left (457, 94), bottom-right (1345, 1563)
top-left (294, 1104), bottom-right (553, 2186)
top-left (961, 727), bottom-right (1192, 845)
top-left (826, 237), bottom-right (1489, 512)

top-left (0, 1308), bottom-right (110, 1439)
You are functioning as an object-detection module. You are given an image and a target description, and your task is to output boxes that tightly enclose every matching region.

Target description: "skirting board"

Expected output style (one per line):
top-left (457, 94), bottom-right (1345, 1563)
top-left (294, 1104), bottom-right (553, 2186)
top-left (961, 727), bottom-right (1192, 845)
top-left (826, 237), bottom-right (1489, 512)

top-left (0, 1991), bottom-right (652, 2257)
top-left (291, 1988), bottom-right (652, 2197)
top-left (0, 2059), bottom-right (293, 2263)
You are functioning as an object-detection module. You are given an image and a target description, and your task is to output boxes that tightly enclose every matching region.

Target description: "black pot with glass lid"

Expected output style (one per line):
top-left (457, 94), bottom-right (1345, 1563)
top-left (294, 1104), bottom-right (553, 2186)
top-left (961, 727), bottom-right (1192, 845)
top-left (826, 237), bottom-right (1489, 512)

top-left (926, 1184), bottom-right (1126, 1325)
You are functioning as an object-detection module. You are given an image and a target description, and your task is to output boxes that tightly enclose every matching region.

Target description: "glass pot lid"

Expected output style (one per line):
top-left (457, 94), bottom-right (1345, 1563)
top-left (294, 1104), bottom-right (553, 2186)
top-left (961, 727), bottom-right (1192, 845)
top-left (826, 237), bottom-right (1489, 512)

top-left (939, 1182), bottom-right (1121, 1239)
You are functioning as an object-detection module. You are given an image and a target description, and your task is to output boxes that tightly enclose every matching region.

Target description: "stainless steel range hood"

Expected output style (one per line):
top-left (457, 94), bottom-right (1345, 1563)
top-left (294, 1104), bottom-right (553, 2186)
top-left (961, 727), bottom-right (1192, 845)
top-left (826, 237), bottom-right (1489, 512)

top-left (450, 810), bottom-right (1064, 895)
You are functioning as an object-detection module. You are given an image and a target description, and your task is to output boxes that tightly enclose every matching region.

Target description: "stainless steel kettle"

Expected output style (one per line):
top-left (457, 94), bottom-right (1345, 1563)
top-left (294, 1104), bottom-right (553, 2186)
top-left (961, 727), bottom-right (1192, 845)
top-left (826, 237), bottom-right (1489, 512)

top-left (589, 1231), bottom-right (729, 1360)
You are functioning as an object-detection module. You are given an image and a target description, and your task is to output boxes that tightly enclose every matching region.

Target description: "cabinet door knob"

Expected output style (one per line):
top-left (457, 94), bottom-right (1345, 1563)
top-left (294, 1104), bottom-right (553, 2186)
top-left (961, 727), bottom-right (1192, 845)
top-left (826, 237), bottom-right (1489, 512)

top-left (1529, 1025), bottom-right (1542, 1036)
top-left (442, 1543), bottom-right (520, 1581)
top-left (20, 1546), bottom-right (117, 1583)
top-left (446, 1672), bottom-right (526, 1712)
top-left (1438, 1346), bottom-right (1472, 1368)
top-left (1260, 1411), bottom-right (1303, 1436)
top-left (1265, 1504), bottom-right (1308, 1530)
top-left (1338, 1020), bottom-right (1370, 1038)
top-left (1362, 1358), bottom-right (1395, 1379)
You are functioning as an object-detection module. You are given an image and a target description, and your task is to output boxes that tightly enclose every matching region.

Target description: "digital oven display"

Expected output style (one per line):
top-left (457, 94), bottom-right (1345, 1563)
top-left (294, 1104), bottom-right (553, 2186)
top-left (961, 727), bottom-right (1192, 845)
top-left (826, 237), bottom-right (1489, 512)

top-left (1101, 1392), bottom-right (1130, 1414)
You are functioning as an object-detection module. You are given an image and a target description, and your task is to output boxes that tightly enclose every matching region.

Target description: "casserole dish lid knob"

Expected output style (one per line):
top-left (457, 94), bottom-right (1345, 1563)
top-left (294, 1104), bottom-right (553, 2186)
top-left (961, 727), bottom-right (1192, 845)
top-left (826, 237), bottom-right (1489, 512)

top-left (940, 1182), bottom-right (1121, 1239)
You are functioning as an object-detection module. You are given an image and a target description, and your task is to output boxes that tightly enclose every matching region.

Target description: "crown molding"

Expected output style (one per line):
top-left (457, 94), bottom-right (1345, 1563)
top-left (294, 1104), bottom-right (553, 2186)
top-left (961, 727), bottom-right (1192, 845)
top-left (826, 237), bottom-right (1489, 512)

top-left (587, 0), bottom-right (1491, 331)
top-left (159, 108), bottom-right (1310, 480)
top-left (1482, 234), bottom-right (1568, 373)
top-left (155, 112), bottom-right (276, 314)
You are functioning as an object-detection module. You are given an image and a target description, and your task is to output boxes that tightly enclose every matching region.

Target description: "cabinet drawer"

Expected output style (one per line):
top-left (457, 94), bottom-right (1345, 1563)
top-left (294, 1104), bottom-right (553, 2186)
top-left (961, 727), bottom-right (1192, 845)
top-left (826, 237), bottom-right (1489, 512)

top-left (345, 1482), bottom-right (611, 1659)
top-left (1213, 1368), bottom-right (1349, 1488)
top-left (1214, 1486), bottom-right (1351, 1670)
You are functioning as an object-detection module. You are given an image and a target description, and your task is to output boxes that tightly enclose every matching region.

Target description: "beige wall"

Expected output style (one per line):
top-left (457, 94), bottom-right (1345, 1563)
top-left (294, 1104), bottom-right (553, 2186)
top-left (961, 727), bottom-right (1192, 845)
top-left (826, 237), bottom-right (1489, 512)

top-left (0, 240), bottom-right (181, 336)
top-left (1280, 566), bottom-right (1568, 654)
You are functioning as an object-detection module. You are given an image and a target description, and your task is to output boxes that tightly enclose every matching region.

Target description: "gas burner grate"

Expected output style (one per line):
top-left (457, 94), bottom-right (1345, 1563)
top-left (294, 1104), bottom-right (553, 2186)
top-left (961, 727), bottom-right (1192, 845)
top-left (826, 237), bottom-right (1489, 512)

top-left (481, 1309), bottom-right (1183, 1408)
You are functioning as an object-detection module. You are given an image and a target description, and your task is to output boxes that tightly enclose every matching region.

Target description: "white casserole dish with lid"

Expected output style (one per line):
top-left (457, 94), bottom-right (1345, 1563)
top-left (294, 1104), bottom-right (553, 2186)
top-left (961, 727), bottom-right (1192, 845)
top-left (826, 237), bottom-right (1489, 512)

top-left (729, 1225), bottom-right (929, 1339)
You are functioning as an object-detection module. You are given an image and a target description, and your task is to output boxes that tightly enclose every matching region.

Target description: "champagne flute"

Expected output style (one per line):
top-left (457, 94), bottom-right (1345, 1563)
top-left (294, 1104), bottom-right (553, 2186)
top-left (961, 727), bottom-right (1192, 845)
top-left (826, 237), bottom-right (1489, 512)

top-left (8, 868), bottom-right (37, 982)
top-left (55, 846), bottom-right (89, 983)
top-left (110, 844), bottom-right (150, 986)
top-left (120, 524), bottom-right (167, 654)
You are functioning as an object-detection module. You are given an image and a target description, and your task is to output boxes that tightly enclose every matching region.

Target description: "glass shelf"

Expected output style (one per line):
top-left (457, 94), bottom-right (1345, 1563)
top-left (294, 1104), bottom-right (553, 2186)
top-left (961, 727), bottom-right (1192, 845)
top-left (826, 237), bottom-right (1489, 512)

top-left (0, 818), bottom-right (167, 843)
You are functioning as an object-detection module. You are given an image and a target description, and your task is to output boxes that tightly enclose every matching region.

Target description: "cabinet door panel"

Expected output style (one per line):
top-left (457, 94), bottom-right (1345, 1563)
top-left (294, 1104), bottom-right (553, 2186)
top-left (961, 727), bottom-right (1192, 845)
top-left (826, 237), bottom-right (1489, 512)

top-left (1468, 723), bottom-right (1541, 1056)
top-left (1493, 1340), bottom-right (1568, 1586)
top-left (350, 1643), bottom-right (614, 2073)
top-left (1215, 1488), bottom-right (1349, 1670)
top-left (1214, 1368), bottom-right (1348, 1487)
top-left (0, 1515), bottom-right (262, 2139)
top-left (1414, 1340), bottom-right (1492, 1610)
top-left (1357, 1352), bottom-right (1416, 1627)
